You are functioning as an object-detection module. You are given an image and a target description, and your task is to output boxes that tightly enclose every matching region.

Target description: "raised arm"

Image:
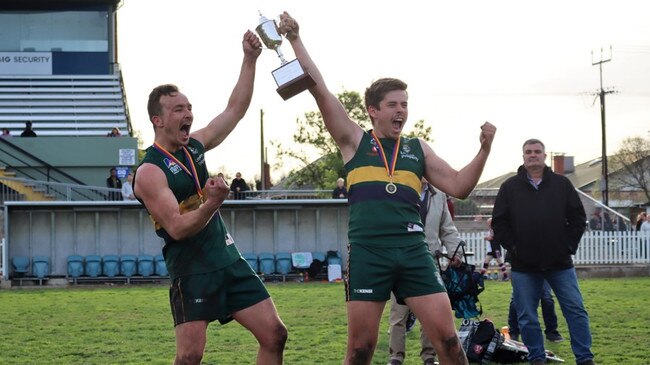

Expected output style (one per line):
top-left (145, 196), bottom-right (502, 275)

top-left (134, 164), bottom-right (229, 241)
top-left (422, 122), bottom-right (496, 199)
top-left (191, 30), bottom-right (262, 151)
top-left (279, 11), bottom-right (362, 162)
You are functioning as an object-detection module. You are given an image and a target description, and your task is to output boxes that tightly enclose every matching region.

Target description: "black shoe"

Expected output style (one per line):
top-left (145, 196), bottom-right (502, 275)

top-left (577, 360), bottom-right (595, 365)
top-left (545, 332), bottom-right (564, 343)
top-left (387, 360), bottom-right (402, 365)
top-left (510, 332), bottom-right (519, 342)
top-left (423, 359), bottom-right (439, 365)
top-left (530, 359), bottom-right (546, 365)
top-left (405, 311), bottom-right (417, 333)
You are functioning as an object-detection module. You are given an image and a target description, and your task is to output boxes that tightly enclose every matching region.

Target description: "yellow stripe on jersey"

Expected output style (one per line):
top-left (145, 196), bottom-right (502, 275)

top-left (347, 166), bottom-right (421, 194)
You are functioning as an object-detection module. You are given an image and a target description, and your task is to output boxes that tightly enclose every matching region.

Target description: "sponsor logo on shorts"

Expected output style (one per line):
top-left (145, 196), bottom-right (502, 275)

top-left (407, 223), bottom-right (423, 232)
top-left (353, 288), bottom-right (373, 294)
top-left (191, 298), bottom-right (208, 304)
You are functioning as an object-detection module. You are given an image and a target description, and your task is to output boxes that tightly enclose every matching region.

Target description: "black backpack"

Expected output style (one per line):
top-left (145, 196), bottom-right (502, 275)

top-left (458, 319), bottom-right (503, 364)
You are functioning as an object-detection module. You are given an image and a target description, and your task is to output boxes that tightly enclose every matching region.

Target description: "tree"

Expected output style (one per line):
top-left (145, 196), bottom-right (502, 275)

top-left (611, 136), bottom-right (650, 203)
top-left (273, 90), bottom-right (432, 189)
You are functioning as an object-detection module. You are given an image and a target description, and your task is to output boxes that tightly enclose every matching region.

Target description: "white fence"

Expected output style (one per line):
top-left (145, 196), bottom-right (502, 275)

top-left (458, 231), bottom-right (650, 266)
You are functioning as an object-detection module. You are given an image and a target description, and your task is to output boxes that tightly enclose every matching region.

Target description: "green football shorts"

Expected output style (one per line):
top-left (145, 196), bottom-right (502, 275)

top-left (345, 242), bottom-right (446, 303)
top-left (169, 258), bottom-right (270, 326)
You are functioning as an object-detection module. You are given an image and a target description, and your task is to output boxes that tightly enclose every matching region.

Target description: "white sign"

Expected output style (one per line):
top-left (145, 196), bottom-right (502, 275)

top-left (0, 52), bottom-right (52, 75)
top-left (119, 149), bottom-right (136, 166)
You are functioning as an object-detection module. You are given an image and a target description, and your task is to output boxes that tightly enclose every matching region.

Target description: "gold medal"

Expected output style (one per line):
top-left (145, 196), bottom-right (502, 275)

top-left (370, 130), bottom-right (401, 196)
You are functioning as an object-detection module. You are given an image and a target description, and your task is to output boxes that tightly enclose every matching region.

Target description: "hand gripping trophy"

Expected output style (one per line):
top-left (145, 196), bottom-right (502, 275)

top-left (256, 11), bottom-right (315, 100)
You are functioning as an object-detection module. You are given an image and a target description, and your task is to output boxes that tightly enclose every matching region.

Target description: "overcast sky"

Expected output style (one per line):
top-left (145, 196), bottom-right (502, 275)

top-left (117, 0), bottom-right (650, 185)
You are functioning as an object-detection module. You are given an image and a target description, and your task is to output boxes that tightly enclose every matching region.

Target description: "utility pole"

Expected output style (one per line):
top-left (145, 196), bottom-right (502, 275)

top-left (592, 46), bottom-right (615, 206)
top-left (260, 109), bottom-right (266, 190)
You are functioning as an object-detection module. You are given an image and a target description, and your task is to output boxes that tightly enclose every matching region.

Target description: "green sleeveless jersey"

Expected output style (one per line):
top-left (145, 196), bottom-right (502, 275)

top-left (136, 138), bottom-right (240, 279)
top-left (344, 131), bottom-right (425, 246)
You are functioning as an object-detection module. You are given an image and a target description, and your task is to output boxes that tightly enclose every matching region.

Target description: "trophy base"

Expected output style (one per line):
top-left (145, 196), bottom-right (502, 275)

top-left (277, 73), bottom-right (316, 100)
top-left (272, 59), bottom-right (316, 100)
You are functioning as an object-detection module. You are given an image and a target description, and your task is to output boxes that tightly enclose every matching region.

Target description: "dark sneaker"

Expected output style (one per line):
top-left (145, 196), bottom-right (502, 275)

top-left (545, 332), bottom-right (564, 342)
top-left (530, 359), bottom-right (546, 365)
top-left (510, 332), bottom-right (520, 342)
top-left (387, 360), bottom-right (403, 365)
top-left (423, 359), bottom-right (439, 365)
top-left (405, 311), bottom-right (417, 333)
top-left (577, 360), bottom-right (595, 365)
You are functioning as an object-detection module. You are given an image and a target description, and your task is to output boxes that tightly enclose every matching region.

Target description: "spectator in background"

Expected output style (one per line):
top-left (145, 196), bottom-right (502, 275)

top-left (480, 218), bottom-right (508, 280)
top-left (107, 127), bottom-right (122, 137)
top-left (230, 172), bottom-right (249, 200)
top-left (332, 177), bottom-right (348, 199)
top-left (122, 171), bottom-right (136, 201)
top-left (635, 212), bottom-right (647, 231)
top-left (20, 121), bottom-right (37, 137)
top-left (492, 138), bottom-right (594, 365)
top-left (589, 207), bottom-right (613, 231)
top-left (2, 128), bottom-right (10, 137)
top-left (106, 167), bottom-right (122, 201)
top-left (641, 214), bottom-right (650, 233)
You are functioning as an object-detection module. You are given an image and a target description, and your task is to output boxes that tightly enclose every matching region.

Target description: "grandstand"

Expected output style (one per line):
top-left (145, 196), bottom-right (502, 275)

top-left (0, 0), bottom-right (138, 189)
top-left (0, 74), bottom-right (130, 136)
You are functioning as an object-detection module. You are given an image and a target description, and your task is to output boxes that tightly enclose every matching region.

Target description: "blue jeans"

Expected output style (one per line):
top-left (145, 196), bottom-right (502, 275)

top-left (511, 268), bottom-right (594, 363)
top-left (508, 280), bottom-right (559, 336)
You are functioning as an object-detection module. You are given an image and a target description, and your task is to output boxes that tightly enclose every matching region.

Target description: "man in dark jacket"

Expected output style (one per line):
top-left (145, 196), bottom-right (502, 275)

top-left (492, 138), bottom-right (595, 365)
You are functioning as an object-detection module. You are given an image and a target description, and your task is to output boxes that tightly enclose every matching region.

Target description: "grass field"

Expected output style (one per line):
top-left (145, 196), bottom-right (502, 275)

top-left (1, 277), bottom-right (649, 364)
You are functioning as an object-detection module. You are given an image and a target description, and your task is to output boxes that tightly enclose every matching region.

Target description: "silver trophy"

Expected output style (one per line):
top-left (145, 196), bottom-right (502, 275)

top-left (256, 12), bottom-right (315, 100)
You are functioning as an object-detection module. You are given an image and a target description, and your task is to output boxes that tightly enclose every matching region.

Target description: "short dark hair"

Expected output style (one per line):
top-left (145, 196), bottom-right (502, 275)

top-left (147, 84), bottom-right (179, 121)
top-left (364, 78), bottom-right (407, 116)
top-left (522, 138), bottom-right (545, 151)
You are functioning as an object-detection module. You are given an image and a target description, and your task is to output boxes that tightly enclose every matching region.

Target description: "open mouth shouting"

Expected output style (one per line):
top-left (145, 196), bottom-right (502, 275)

top-left (392, 116), bottom-right (404, 132)
top-left (180, 121), bottom-right (192, 141)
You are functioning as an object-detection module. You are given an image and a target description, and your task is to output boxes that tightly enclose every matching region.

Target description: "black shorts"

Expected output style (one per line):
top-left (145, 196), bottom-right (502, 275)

top-left (169, 258), bottom-right (270, 326)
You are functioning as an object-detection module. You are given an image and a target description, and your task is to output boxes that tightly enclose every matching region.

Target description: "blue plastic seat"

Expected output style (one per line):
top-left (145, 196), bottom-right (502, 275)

top-left (137, 254), bottom-right (154, 277)
top-left (154, 254), bottom-right (168, 276)
top-left (102, 255), bottom-right (120, 277)
top-left (327, 251), bottom-right (342, 266)
top-left (242, 253), bottom-right (259, 273)
top-left (11, 256), bottom-right (30, 277)
top-left (258, 252), bottom-right (275, 275)
top-left (67, 255), bottom-right (85, 278)
top-left (120, 255), bottom-right (137, 277)
top-left (32, 256), bottom-right (50, 279)
top-left (275, 252), bottom-right (293, 275)
top-left (85, 255), bottom-right (101, 277)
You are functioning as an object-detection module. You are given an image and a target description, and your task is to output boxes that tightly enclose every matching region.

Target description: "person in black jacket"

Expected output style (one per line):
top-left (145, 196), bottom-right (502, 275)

top-left (230, 172), bottom-right (249, 200)
top-left (492, 138), bottom-right (595, 365)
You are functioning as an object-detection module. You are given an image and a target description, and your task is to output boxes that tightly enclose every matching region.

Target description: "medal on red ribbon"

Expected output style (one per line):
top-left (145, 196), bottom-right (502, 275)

top-left (370, 130), bottom-right (400, 195)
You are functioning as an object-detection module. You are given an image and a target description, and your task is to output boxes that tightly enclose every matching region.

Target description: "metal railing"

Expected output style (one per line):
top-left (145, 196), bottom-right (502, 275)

top-left (0, 176), bottom-right (120, 202)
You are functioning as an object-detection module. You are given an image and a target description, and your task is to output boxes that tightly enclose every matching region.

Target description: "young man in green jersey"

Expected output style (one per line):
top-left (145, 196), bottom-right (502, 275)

top-left (134, 30), bottom-right (287, 365)
top-left (279, 12), bottom-right (496, 365)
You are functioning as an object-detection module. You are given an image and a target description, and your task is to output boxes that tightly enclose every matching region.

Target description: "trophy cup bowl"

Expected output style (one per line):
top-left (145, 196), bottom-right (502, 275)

top-left (256, 12), bottom-right (316, 100)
